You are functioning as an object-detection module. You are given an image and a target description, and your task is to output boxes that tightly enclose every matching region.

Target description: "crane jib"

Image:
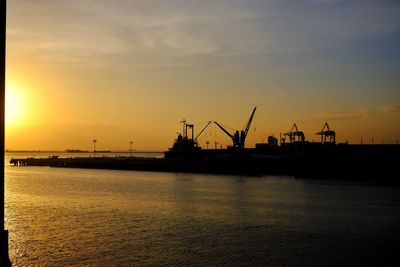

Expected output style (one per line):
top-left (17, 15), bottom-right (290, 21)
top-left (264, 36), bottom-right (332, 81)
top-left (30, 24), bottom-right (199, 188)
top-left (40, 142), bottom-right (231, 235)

top-left (213, 106), bottom-right (257, 148)
top-left (194, 121), bottom-right (212, 141)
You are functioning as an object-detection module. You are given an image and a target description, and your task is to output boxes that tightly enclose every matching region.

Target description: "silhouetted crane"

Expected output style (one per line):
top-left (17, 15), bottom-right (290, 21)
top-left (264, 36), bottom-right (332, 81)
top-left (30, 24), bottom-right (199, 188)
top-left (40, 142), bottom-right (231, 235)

top-left (214, 107), bottom-right (257, 148)
top-left (195, 120), bottom-right (212, 142)
top-left (180, 120), bottom-right (211, 142)
top-left (315, 122), bottom-right (336, 144)
top-left (283, 123), bottom-right (305, 143)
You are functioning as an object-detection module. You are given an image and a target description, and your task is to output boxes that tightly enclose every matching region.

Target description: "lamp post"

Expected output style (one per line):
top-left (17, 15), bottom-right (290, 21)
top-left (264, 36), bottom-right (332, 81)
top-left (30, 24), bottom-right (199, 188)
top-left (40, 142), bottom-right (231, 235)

top-left (1, 0), bottom-right (11, 265)
top-left (130, 141), bottom-right (133, 158)
top-left (92, 139), bottom-right (97, 158)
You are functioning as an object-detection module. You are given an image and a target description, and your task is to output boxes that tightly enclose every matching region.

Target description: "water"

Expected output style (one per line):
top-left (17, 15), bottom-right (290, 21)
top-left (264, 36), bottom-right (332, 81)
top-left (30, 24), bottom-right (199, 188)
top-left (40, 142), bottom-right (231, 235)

top-left (4, 153), bottom-right (400, 266)
top-left (8, 151), bottom-right (164, 159)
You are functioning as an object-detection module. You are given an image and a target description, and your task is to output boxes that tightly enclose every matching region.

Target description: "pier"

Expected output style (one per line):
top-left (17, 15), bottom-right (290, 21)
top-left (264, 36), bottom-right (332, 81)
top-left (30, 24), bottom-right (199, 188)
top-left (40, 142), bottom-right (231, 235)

top-left (9, 156), bottom-right (270, 176)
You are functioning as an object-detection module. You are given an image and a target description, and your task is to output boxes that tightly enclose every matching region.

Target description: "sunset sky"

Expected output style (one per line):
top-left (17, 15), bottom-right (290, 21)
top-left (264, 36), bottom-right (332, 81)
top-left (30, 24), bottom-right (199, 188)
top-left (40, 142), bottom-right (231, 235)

top-left (5, 0), bottom-right (400, 151)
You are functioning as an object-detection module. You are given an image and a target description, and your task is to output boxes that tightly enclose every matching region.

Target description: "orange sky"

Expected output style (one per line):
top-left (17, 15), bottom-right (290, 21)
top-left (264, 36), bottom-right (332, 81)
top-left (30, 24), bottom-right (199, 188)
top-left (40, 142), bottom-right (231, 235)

top-left (5, 0), bottom-right (400, 151)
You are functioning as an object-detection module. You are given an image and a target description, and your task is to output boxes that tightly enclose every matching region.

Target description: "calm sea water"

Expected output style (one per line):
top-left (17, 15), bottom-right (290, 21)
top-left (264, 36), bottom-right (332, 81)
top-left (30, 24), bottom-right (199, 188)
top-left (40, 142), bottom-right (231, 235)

top-left (5, 153), bottom-right (400, 266)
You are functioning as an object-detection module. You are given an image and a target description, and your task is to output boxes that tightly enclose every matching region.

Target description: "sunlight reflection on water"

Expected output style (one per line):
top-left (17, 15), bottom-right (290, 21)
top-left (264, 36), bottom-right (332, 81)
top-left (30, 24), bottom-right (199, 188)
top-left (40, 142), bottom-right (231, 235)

top-left (4, 154), bottom-right (400, 266)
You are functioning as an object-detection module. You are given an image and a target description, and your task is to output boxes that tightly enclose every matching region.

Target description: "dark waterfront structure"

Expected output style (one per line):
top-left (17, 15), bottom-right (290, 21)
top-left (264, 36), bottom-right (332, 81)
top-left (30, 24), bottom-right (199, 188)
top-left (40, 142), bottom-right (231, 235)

top-left (10, 143), bottom-right (400, 182)
top-left (7, 105), bottom-right (400, 182)
top-left (1, 0), bottom-right (11, 265)
top-left (8, 110), bottom-right (400, 182)
top-left (163, 118), bottom-right (399, 181)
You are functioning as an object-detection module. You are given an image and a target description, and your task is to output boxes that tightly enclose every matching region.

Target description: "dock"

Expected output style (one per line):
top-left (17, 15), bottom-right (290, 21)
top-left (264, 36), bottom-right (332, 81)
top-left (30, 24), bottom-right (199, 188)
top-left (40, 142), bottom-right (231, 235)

top-left (9, 156), bottom-right (271, 176)
top-left (9, 143), bottom-right (400, 182)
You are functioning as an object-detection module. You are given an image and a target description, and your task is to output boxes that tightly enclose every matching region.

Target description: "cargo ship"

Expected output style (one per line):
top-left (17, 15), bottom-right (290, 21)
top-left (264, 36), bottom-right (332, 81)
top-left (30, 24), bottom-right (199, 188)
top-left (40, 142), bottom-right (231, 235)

top-left (10, 107), bottom-right (399, 181)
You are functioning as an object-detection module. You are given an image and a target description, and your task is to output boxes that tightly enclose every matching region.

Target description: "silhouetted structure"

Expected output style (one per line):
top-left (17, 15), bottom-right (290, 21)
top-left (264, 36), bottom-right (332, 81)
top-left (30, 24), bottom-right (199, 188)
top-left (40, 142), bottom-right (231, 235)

top-left (9, 142), bottom-right (400, 181)
top-left (267, 136), bottom-right (278, 147)
top-left (7, 109), bottom-right (400, 181)
top-left (130, 141), bottom-right (133, 158)
top-left (92, 139), bottom-right (97, 158)
top-left (165, 120), bottom-right (211, 158)
top-left (283, 123), bottom-right (305, 143)
top-left (316, 123), bottom-right (336, 144)
top-left (214, 107), bottom-right (256, 148)
top-left (1, 0), bottom-right (11, 265)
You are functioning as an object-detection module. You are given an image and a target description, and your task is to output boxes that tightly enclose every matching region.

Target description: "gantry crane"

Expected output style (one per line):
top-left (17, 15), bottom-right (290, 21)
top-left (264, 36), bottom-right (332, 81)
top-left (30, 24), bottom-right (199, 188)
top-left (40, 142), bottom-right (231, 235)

top-left (283, 123), bottom-right (305, 143)
top-left (315, 122), bottom-right (336, 144)
top-left (214, 107), bottom-right (257, 148)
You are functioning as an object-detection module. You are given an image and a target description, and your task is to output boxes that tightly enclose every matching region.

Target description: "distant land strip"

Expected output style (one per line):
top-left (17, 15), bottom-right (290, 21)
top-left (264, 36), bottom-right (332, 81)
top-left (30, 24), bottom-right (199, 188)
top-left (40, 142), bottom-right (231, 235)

top-left (6, 150), bottom-right (164, 153)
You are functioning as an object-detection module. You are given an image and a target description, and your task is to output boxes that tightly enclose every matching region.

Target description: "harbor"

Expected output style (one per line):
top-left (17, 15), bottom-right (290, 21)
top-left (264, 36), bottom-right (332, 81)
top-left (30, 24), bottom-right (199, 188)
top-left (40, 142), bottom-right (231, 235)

top-left (9, 107), bottom-right (400, 181)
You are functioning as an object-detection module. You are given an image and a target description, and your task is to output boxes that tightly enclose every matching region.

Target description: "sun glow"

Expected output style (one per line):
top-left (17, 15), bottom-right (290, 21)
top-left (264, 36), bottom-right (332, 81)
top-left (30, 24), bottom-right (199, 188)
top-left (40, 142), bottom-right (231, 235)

top-left (6, 85), bottom-right (25, 126)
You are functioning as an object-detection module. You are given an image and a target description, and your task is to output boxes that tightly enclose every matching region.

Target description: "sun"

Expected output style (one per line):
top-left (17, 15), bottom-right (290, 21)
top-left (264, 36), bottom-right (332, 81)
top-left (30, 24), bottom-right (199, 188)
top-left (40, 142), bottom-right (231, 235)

top-left (6, 85), bottom-right (24, 126)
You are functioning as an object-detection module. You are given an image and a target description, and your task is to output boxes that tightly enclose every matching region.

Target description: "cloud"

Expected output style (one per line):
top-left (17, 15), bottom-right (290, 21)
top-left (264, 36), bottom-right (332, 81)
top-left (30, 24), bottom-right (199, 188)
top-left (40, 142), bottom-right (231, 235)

top-left (304, 103), bottom-right (400, 123)
top-left (383, 104), bottom-right (400, 113)
top-left (303, 108), bottom-right (375, 123)
top-left (7, 0), bottom-right (400, 70)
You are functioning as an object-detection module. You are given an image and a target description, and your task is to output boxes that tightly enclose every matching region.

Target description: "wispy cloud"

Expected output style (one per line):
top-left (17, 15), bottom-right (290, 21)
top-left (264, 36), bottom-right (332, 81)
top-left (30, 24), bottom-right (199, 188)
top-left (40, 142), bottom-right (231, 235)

top-left (303, 103), bottom-right (400, 123)
top-left (383, 104), bottom-right (400, 113)
top-left (7, 0), bottom-right (400, 69)
top-left (303, 108), bottom-right (375, 123)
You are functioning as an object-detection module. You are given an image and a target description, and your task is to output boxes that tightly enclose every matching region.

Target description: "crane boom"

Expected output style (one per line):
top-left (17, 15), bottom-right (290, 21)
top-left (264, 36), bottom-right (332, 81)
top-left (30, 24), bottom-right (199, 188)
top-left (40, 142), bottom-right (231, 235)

top-left (195, 121), bottom-right (212, 141)
top-left (213, 121), bottom-right (234, 139)
top-left (243, 106), bottom-right (257, 136)
top-left (214, 107), bottom-right (257, 148)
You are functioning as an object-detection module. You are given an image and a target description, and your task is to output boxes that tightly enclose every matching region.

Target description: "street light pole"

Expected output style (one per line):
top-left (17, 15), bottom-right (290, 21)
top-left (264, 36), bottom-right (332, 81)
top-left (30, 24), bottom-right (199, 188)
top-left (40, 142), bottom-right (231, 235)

top-left (130, 141), bottom-right (133, 158)
top-left (1, 0), bottom-right (11, 265)
top-left (93, 139), bottom-right (97, 158)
